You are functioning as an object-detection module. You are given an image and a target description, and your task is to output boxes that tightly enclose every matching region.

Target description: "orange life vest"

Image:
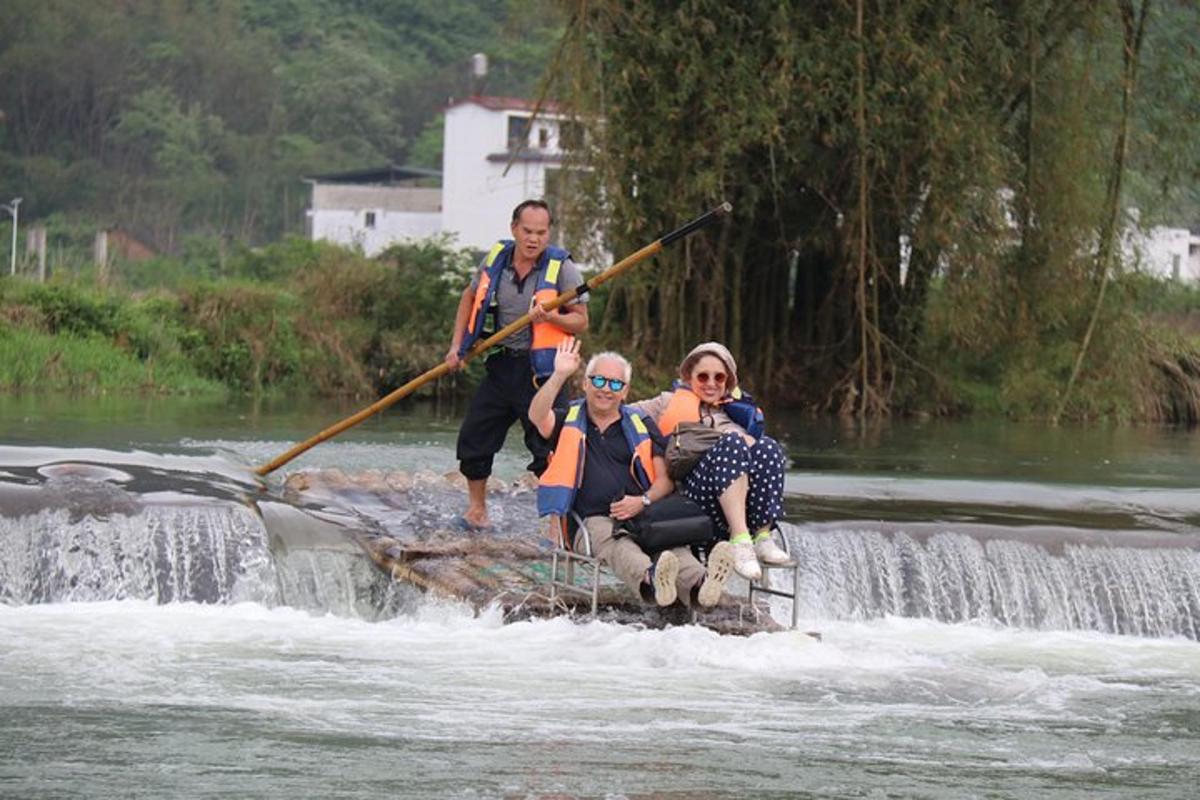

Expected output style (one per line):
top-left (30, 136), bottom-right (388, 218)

top-left (656, 383), bottom-right (766, 438)
top-left (458, 240), bottom-right (572, 380)
top-left (537, 401), bottom-right (657, 517)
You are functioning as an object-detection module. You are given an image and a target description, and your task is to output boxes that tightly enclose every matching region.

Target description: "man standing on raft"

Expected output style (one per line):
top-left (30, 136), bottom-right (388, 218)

top-left (445, 199), bottom-right (589, 531)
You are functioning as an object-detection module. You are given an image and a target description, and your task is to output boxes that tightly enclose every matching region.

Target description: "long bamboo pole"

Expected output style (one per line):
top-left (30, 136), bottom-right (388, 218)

top-left (254, 202), bottom-right (732, 476)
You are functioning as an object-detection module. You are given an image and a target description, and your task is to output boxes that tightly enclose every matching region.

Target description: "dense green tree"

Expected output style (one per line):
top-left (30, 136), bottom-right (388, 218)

top-left (0, 0), bottom-right (565, 246)
top-left (553, 0), bottom-right (1198, 420)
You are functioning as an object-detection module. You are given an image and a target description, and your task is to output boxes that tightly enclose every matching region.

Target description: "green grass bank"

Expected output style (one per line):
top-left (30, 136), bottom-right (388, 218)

top-left (2, 237), bottom-right (1199, 424)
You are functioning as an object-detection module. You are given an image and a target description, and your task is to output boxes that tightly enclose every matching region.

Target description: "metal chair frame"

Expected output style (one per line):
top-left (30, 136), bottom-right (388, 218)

top-left (548, 515), bottom-right (802, 630)
top-left (547, 511), bottom-right (604, 617)
top-left (746, 525), bottom-right (802, 630)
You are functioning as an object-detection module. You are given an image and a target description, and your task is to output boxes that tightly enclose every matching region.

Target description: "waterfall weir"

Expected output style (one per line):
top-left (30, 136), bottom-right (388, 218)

top-left (785, 525), bottom-right (1200, 639)
top-left (2, 445), bottom-right (1199, 639)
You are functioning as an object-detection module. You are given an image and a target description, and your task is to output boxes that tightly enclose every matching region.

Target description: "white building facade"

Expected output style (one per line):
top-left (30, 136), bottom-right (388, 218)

top-left (307, 96), bottom-right (578, 256)
top-left (1125, 224), bottom-right (1200, 282)
top-left (441, 96), bottom-right (576, 250)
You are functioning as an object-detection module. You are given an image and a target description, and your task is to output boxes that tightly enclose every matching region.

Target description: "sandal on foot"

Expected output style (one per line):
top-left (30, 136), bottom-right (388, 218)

top-left (652, 550), bottom-right (679, 607)
top-left (697, 541), bottom-right (735, 607)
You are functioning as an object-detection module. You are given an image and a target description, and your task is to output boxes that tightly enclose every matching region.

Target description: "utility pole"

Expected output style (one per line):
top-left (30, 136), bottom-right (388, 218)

top-left (2, 197), bottom-right (20, 276)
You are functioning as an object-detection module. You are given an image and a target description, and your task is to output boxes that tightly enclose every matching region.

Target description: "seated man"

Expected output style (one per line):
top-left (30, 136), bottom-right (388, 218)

top-left (530, 337), bottom-right (734, 608)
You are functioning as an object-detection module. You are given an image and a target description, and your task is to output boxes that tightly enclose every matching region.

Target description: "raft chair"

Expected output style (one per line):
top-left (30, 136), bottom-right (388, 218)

top-left (547, 511), bottom-right (604, 617)
top-left (746, 524), bottom-right (802, 630)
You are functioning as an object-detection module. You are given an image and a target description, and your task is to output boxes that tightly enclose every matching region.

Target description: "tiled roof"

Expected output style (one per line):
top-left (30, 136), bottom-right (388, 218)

top-left (446, 95), bottom-right (562, 114)
top-left (306, 164), bottom-right (441, 184)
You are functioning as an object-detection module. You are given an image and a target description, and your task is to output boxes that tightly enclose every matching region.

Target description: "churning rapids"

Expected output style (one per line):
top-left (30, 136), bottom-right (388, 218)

top-left (2, 444), bottom-right (1198, 639)
top-left (2, 421), bottom-right (1199, 798)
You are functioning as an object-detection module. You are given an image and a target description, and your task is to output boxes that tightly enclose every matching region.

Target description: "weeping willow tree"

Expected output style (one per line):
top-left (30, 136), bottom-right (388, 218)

top-left (550, 0), bottom-right (1192, 420)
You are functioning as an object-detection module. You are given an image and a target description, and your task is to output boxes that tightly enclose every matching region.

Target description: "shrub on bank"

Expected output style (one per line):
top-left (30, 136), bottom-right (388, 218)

top-left (0, 237), bottom-right (478, 398)
top-left (0, 327), bottom-right (220, 393)
top-left (916, 265), bottom-right (1200, 423)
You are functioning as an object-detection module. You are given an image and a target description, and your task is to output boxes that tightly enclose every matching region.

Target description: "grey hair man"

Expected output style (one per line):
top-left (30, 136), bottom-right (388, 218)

top-left (530, 336), bottom-right (734, 608)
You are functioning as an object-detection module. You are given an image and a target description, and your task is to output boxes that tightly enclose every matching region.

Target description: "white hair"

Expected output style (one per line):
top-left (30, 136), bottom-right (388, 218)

top-left (585, 351), bottom-right (632, 382)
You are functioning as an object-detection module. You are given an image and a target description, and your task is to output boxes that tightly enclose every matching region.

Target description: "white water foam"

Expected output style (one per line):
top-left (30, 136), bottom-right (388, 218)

top-left (787, 526), bottom-right (1200, 638)
top-left (2, 602), bottom-right (1198, 798)
top-left (0, 504), bottom-right (277, 605)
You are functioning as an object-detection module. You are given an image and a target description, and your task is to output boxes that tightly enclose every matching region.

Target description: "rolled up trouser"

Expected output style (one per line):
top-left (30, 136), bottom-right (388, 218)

top-left (457, 350), bottom-right (566, 480)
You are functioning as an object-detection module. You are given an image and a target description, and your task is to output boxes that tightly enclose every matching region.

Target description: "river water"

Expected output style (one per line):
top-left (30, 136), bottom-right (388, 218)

top-left (2, 393), bottom-right (1199, 799)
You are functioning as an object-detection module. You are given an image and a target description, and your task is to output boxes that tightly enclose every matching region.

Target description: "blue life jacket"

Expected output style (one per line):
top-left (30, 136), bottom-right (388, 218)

top-left (458, 240), bottom-right (572, 380)
top-left (537, 401), bottom-right (657, 517)
top-left (658, 381), bottom-right (766, 439)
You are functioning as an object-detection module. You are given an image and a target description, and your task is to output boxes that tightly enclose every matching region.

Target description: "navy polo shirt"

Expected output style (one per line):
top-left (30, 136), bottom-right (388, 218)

top-left (548, 407), bottom-right (666, 518)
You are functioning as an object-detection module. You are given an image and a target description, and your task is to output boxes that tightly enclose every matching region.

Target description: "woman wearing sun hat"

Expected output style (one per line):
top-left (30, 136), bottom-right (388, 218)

top-left (628, 342), bottom-right (790, 581)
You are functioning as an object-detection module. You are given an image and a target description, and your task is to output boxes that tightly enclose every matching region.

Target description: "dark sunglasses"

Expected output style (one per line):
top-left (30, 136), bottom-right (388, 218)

top-left (695, 371), bottom-right (727, 385)
top-left (588, 375), bottom-right (627, 392)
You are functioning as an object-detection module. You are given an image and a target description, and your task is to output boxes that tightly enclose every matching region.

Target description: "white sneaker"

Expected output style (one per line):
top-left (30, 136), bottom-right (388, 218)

top-left (731, 541), bottom-right (762, 582)
top-left (697, 541), bottom-right (734, 607)
top-left (652, 550), bottom-right (679, 607)
top-left (754, 535), bottom-right (792, 565)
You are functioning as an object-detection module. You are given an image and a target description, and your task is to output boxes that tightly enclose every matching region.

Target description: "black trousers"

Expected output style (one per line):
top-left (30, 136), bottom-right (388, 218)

top-left (456, 350), bottom-right (567, 481)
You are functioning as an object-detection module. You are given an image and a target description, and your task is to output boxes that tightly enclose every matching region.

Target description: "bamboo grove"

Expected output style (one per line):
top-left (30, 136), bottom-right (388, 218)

top-left (551, 0), bottom-right (1200, 421)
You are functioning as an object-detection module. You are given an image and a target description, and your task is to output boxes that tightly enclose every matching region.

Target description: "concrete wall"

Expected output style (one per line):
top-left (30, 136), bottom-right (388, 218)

top-left (309, 185), bottom-right (442, 255)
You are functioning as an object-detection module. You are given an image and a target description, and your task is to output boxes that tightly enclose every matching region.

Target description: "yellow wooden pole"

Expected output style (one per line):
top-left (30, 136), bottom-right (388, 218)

top-left (254, 202), bottom-right (732, 476)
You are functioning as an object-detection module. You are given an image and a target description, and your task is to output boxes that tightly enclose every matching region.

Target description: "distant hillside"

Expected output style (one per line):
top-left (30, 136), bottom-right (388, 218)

top-left (0, 0), bottom-right (563, 250)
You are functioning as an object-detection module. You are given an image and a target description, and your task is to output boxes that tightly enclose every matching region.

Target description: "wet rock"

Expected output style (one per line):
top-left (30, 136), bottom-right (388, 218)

top-left (511, 473), bottom-right (539, 493)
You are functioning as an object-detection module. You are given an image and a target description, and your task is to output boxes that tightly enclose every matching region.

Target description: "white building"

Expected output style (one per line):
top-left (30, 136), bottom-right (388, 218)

top-left (305, 165), bottom-right (442, 256)
top-left (306, 96), bottom-right (581, 256)
top-left (1124, 223), bottom-right (1200, 282)
top-left (441, 96), bottom-right (580, 250)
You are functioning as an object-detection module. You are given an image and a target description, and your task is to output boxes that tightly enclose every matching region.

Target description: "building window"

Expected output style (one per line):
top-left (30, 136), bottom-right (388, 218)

top-left (1173, 254), bottom-right (1181, 281)
top-left (538, 127), bottom-right (550, 149)
top-left (365, 211), bottom-right (376, 229)
top-left (507, 115), bottom-right (530, 150)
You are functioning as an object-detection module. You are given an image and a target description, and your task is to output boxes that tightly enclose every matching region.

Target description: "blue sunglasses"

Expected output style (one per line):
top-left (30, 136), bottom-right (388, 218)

top-left (587, 375), bottom-right (627, 392)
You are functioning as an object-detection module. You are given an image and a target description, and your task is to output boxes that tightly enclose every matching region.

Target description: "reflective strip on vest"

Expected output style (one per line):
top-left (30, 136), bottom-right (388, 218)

top-left (537, 403), bottom-right (655, 517)
top-left (529, 256), bottom-right (570, 380)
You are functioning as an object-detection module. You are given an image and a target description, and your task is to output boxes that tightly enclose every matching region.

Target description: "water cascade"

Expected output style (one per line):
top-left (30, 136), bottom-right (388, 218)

top-left (787, 526), bottom-right (1200, 639)
top-left (4, 446), bottom-right (1199, 640)
top-left (0, 503), bottom-right (273, 605)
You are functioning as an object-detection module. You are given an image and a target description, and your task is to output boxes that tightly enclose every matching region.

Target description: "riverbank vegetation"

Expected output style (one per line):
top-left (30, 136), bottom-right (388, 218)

top-left (2, 1), bottom-right (1199, 423)
top-left (3, 240), bottom-right (1198, 423)
top-left (554, 0), bottom-right (1200, 422)
top-left (0, 240), bottom-right (474, 398)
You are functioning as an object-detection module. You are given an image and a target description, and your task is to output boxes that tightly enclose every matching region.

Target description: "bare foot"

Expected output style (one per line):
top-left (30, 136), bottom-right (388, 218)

top-left (461, 508), bottom-right (491, 531)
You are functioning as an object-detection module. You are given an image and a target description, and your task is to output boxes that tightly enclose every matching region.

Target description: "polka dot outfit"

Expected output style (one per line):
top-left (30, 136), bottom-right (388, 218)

top-left (681, 432), bottom-right (786, 533)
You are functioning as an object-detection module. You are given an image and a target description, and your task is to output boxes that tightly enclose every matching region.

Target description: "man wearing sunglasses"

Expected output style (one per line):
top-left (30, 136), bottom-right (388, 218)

top-left (445, 199), bottom-right (589, 531)
top-left (530, 337), bottom-right (735, 608)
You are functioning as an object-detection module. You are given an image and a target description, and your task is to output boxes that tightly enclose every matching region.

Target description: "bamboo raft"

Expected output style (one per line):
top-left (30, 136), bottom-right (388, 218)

top-left (281, 468), bottom-right (788, 636)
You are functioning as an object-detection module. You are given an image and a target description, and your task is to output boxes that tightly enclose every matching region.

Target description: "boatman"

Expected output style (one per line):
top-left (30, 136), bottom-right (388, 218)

top-left (445, 199), bottom-right (589, 531)
top-left (529, 337), bottom-right (735, 608)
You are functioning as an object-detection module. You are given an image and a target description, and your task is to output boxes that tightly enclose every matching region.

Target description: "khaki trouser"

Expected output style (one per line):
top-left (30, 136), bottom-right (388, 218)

top-left (581, 515), bottom-right (705, 606)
